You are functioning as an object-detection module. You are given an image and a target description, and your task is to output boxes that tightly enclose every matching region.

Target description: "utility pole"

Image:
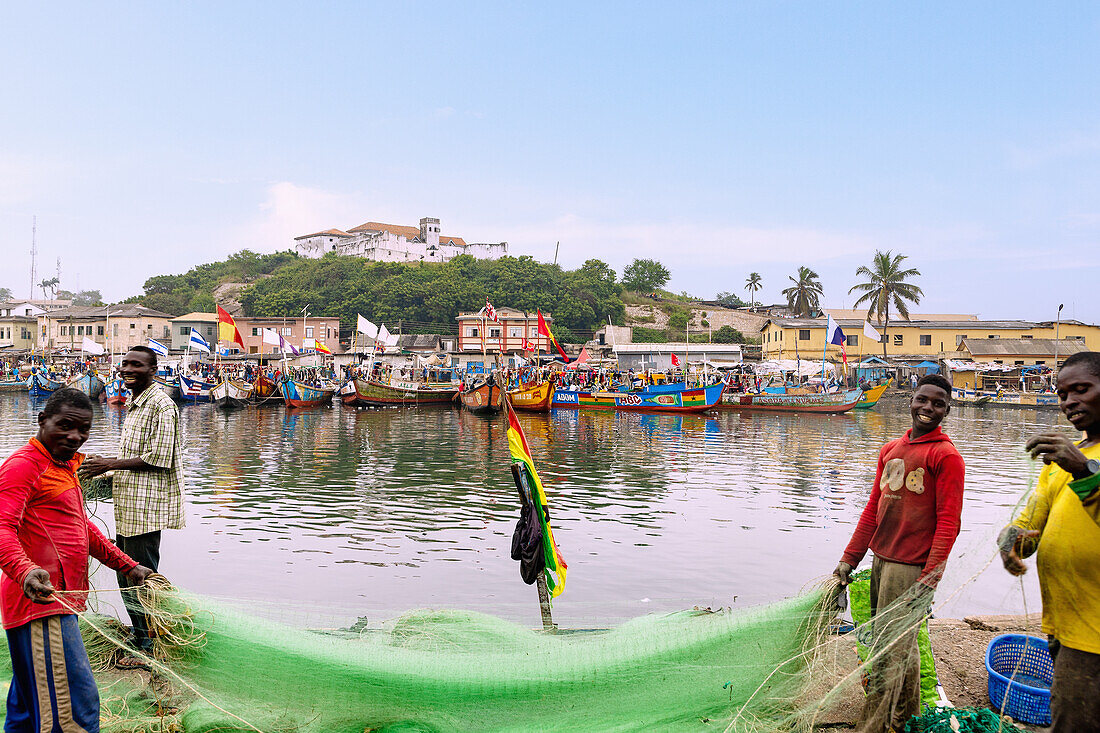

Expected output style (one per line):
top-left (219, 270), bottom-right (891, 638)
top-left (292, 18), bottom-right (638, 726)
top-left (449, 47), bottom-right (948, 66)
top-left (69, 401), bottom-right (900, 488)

top-left (29, 216), bottom-right (37, 300)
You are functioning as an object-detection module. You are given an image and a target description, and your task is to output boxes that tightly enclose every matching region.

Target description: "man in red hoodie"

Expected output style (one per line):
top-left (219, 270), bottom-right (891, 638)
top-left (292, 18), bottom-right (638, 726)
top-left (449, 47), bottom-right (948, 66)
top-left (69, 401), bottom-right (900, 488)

top-left (833, 374), bottom-right (965, 733)
top-left (0, 388), bottom-right (152, 732)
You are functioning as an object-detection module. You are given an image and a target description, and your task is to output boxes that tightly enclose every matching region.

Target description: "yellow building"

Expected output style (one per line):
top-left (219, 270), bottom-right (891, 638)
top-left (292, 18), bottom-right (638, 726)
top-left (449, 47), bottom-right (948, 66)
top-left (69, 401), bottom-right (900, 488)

top-left (759, 318), bottom-right (1100, 362)
top-left (0, 315), bottom-right (38, 350)
top-left (39, 305), bottom-right (175, 353)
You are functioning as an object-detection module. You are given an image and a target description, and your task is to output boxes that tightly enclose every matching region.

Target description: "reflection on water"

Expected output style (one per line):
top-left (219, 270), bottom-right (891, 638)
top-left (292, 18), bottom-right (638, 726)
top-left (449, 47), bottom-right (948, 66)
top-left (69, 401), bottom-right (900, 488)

top-left (0, 395), bottom-right (1064, 627)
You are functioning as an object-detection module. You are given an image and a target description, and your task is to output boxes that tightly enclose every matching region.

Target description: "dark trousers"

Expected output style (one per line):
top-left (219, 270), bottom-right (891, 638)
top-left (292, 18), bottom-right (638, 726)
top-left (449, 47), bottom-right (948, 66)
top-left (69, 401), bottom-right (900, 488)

top-left (5, 615), bottom-right (100, 732)
top-left (115, 531), bottom-right (161, 650)
top-left (1049, 638), bottom-right (1100, 732)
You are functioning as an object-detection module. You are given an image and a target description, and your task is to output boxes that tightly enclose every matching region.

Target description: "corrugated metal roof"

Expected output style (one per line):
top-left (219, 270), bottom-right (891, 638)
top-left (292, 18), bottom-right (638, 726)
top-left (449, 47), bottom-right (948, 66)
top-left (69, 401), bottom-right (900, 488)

top-left (959, 338), bottom-right (1089, 356)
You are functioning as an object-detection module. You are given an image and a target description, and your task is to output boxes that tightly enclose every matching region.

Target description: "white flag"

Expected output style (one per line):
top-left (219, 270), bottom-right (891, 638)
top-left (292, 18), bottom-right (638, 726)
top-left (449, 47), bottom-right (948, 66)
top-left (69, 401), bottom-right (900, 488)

top-left (262, 328), bottom-right (282, 347)
top-left (357, 314), bottom-right (378, 338)
top-left (377, 324), bottom-right (391, 347)
top-left (81, 336), bottom-right (105, 355)
top-left (863, 321), bottom-right (882, 343)
top-left (386, 332), bottom-right (399, 347)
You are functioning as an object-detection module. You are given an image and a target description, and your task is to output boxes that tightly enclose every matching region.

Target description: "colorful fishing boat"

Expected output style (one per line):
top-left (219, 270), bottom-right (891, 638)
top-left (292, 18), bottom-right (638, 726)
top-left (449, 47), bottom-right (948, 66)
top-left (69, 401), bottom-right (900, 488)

top-left (66, 372), bottom-right (106, 400)
top-left (723, 387), bottom-right (862, 414)
top-left (212, 379), bottom-right (253, 409)
top-left (853, 381), bottom-right (890, 410)
top-left (280, 377), bottom-right (336, 408)
top-left (507, 380), bottom-right (553, 412)
top-left (461, 376), bottom-right (504, 415)
top-left (104, 378), bottom-right (130, 405)
top-left (252, 374), bottom-right (281, 401)
top-left (952, 388), bottom-right (1060, 409)
top-left (552, 382), bottom-right (725, 413)
top-left (154, 375), bottom-right (180, 401)
top-left (340, 377), bottom-right (458, 407)
top-left (178, 374), bottom-right (214, 403)
top-left (27, 370), bottom-right (63, 398)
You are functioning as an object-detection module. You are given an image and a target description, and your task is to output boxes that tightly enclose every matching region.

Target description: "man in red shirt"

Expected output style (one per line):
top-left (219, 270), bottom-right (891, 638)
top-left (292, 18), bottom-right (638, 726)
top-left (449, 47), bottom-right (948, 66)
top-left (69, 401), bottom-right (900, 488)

top-left (0, 388), bottom-right (152, 732)
top-left (832, 374), bottom-right (965, 733)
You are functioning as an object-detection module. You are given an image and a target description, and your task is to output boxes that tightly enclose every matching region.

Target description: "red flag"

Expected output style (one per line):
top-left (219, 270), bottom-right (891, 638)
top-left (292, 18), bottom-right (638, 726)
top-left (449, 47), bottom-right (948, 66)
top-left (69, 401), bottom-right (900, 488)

top-left (521, 337), bottom-right (535, 351)
top-left (537, 310), bottom-right (569, 362)
top-left (216, 305), bottom-right (246, 351)
top-left (484, 298), bottom-right (499, 323)
top-left (671, 353), bottom-right (681, 367)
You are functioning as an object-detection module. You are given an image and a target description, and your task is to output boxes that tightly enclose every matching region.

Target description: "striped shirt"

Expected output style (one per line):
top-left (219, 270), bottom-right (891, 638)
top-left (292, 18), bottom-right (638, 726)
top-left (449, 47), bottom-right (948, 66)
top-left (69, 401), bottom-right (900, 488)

top-left (113, 383), bottom-right (185, 536)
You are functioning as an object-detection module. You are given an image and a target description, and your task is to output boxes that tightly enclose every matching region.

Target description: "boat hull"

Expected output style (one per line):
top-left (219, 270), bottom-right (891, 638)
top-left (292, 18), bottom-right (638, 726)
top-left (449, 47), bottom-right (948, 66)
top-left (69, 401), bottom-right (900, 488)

top-left (280, 378), bottom-right (335, 408)
top-left (213, 380), bottom-right (253, 409)
top-left (66, 373), bottom-right (106, 400)
top-left (155, 376), bottom-right (180, 401)
top-left (341, 378), bottom-right (458, 407)
top-left (104, 378), bottom-right (130, 405)
top-left (853, 381), bottom-right (890, 410)
top-left (953, 388), bottom-right (1060, 409)
top-left (507, 381), bottom-right (553, 412)
top-left (461, 382), bottom-right (504, 414)
top-left (252, 375), bottom-right (281, 401)
top-left (179, 375), bottom-right (214, 403)
top-left (0, 380), bottom-right (27, 393)
top-left (723, 388), bottom-right (862, 414)
top-left (27, 372), bottom-right (63, 398)
top-left (552, 383), bottom-right (725, 413)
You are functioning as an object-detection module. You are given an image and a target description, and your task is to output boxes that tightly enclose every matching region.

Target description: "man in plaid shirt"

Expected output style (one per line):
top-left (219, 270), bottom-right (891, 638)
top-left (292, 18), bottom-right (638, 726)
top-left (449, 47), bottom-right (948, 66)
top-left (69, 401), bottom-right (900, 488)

top-left (81, 346), bottom-right (184, 666)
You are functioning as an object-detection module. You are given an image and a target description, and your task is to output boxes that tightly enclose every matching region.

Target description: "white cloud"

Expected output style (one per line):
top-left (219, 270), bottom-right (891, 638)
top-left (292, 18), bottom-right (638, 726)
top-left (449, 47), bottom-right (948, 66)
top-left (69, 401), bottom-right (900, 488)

top-left (228, 181), bottom-right (376, 252)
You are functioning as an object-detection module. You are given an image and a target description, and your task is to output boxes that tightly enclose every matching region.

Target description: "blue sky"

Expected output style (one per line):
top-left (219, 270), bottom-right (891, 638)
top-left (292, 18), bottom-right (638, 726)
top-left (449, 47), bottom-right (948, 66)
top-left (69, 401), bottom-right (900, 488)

top-left (2, 3), bottom-right (1098, 323)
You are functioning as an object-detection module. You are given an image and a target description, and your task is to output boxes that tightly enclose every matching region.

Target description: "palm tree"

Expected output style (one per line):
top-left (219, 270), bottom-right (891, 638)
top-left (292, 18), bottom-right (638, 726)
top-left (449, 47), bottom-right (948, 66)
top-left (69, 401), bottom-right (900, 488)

top-left (745, 272), bottom-right (762, 311)
top-left (848, 250), bottom-right (923, 359)
top-left (781, 266), bottom-right (823, 318)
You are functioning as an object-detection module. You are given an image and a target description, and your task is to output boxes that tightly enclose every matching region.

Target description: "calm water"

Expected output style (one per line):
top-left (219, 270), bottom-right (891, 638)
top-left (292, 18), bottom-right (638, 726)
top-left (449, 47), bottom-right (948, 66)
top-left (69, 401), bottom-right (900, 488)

top-left (0, 394), bottom-right (1064, 629)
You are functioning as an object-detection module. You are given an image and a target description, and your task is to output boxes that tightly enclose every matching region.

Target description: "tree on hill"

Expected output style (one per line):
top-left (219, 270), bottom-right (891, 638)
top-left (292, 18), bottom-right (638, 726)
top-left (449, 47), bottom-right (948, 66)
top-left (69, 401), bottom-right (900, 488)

top-left (39, 277), bottom-right (59, 301)
top-left (849, 250), bottom-right (923, 359)
top-left (58, 289), bottom-right (103, 306)
top-left (744, 272), bottom-right (762, 310)
top-left (0, 287), bottom-right (11, 301)
top-left (712, 325), bottom-right (746, 344)
top-left (621, 259), bottom-right (670, 292)
top-left (781, 266), bottom-right (823, 317)
top-left (714, 291), bottom-right (747, 309)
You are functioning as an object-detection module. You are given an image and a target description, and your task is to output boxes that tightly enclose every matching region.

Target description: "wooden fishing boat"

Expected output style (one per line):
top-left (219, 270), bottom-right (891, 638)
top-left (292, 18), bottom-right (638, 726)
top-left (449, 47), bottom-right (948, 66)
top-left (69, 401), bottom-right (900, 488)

top-left (104, 378), bottom-right (129, 405)
top-left (154, 375), bottom-right (180, 401)
top-left (66, 372), bottom-right (106, 400)
top-left (952, 388), bottom-right (1060, 409)
top-left (551, 382), bottom-right (725, 414)
top-left (212, 379), bottom-right (253, 409)
top-left (252, 374), bottom-right (281, 401)
top-left (0, 379), bottom-right (27, 393)
top-left (507, 380), bottom-right (553, 412)
top-left (340, 377), bottom-right (458, 407)
top-left (178, 374), bottom-right (214, 403)
top-left (280, 377), bottom-right (336, 408)
top-left (461, 376), bottom-right (504, 414)
top-left (723, 387), bottom-right (862, 414)
top-left (27, 370), bottom-right (63, 398)
top-left (853, 381), bottom-right (890, 410)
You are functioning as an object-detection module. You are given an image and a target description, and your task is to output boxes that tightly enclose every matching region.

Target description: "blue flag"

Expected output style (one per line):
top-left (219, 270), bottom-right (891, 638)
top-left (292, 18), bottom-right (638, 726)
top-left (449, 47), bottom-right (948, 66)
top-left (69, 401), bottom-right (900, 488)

top-left (147, 339), bottom-right (170, 357)
top-left (188, 329), bottom-right (211, 353)
top-left (826, 316), bottom-right (846, 346)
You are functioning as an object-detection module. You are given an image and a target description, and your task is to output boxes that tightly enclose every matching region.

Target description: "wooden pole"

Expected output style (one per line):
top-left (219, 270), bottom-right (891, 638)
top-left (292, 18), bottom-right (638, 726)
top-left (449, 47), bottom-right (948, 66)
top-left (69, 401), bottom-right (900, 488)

top-left (510, 462), bottom-right (556, 631)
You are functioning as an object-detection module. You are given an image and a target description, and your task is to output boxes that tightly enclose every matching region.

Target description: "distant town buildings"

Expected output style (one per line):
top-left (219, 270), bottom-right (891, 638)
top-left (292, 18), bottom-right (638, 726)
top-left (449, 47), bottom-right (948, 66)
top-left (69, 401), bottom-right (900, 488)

top-left (294, 217), bottom-right (507, 263)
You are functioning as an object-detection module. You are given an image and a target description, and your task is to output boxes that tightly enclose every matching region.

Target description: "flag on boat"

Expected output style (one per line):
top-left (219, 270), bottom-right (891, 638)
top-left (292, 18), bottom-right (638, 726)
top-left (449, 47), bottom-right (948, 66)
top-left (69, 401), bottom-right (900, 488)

top-left (80, 336), bottom-right (105, 355)
top-left (506, 400), bottom-right (567, 599)
top-left (484, 298), bottom-right (499, 323)
top-left (356, 314), bottom-right (378, 339)
top-left (826, 315), bottom-right (846, 346)
top-left (377, 324), bottom-right (391, 350)
top-left (521, 337), bottom-right (535, 352)
top-left (670, 352), bottom-right (681, 367)
top-left (537, 310), bottom-right (570, 363)
top-left (315, 341), bottom-right (332, 355)
top-left (216, 305), bottom-right (246, 351)
top-left (863, 321), bottom-right (882, 342)
top-left (188, 329), bottom-right (211, 353)
top-left (262, 328), bottom-right (299, 355)
top-left (147, 339), bottom-right (170, 357)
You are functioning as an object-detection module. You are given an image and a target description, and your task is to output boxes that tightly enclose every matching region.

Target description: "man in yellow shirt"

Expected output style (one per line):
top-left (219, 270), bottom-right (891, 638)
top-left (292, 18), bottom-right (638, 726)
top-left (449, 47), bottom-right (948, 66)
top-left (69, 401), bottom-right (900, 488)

top-left (1000, 351), bottom-right (1100, 732)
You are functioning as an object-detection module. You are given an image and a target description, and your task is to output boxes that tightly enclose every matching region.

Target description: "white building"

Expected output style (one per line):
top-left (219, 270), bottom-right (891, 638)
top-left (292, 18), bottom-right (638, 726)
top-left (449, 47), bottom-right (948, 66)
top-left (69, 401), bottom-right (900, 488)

top-left (294, 217), bottom-right (507, 263)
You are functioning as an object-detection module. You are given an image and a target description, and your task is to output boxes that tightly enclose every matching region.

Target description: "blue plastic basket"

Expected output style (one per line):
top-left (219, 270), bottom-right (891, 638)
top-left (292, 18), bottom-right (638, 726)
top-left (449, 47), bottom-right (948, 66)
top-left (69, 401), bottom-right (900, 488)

top-left (985, 634), bottom-right (1053, 726)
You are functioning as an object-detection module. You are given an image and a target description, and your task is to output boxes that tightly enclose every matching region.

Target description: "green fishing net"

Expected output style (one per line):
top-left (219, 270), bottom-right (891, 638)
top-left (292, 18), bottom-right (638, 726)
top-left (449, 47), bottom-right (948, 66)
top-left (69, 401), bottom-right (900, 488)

top-left (0, 583), bottom-right (843, 732)
top-left (904, 707), bottom-right (1026, 733)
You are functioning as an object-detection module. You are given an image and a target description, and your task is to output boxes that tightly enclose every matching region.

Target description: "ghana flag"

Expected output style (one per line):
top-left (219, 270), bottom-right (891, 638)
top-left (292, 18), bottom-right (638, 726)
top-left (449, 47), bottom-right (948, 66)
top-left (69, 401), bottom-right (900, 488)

top-left (506, 400), bottom-right (567, 598)
top-left (537, 310), bottom-right (570, 363)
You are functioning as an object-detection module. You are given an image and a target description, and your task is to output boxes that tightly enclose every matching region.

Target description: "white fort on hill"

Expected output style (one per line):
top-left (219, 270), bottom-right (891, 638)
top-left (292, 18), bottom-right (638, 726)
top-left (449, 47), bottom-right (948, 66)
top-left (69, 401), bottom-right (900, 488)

top-left (294, 217), bottom-right (507, 263)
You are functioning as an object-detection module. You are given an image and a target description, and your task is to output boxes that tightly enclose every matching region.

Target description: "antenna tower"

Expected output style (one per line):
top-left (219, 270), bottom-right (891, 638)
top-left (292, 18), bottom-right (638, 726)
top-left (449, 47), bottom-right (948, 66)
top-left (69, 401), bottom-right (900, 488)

top-left (29, 216), bottom-right (37, 299)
